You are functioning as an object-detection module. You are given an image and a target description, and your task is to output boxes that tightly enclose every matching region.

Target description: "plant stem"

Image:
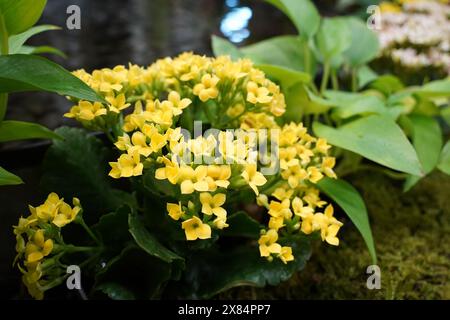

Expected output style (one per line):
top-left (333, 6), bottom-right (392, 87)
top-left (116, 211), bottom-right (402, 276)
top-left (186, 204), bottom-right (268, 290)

top-left (320, 62), bottom-right (330, 94)
top-left (351, 68), bottom-right (358, 92)
top-left (303, 43), bottom-right (311, 75)
top-left (331, 69), bottom-right (339, 90)
top-left (78, 218), bottom-right (102, 246)
top-left (0, 14), bottom-right (9, 122)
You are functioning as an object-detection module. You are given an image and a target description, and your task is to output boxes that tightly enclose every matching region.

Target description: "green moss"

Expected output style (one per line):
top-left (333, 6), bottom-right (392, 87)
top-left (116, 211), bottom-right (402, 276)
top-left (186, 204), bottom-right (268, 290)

top-left (220, 171), bottom-right (450, 300)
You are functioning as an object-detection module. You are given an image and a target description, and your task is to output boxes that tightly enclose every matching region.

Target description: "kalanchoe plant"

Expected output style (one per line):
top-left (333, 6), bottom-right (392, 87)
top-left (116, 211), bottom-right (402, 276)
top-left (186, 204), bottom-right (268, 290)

top-left (12, 52), bottom-right (365, 300)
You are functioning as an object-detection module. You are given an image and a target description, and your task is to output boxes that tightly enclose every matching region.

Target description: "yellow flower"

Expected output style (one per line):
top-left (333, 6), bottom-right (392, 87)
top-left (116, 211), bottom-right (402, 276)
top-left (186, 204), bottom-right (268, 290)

top-left (155, 156), bottom-right (181, 184)
top-left (271, 187), bottom-right (294, 201)
top-left (322, 157), bottom-right (337, 178)
top-left (278, 246), bottom-right (294, 264)
top-left (142, 124), bottom-right (168, 153)
top-left (241, 164), bottom-right (267, 195)
top-left (109, 150), bottom-right (143, 179)
top-left (168, 91), bottom-right (191, 115)
top-left (129, 131), bottom-right (153, 157)
top-left (258, 229), bottom-right (281, 257)
top-left (166, 202), bottom-right (184, 221)
top-left (52, 198), bottom-right (81, 228)
top-left (25, 230), bottom-right (53, 263)
top-left (64, 101), bottom-right (107, 121)
top-left (106, 93), bottom-right (131, 113)
top-left (268, 199), bottom-right (292, 219)
top-left (193, 74), bottom-right (220, 102)
top-left (35, 193), bottom-right (62, 222)
top-left (291, 197), bottom-right (314, 218)
top-left (307, 166), bottom-right (324, 183)
top-left (246, 81), bottom-right (272, 104)
top-left (213, 216), bottom-right (229, 230)
top-left (181, 216), bottom-right (212, 241)
top-left (199, 193), bottom-right (227, 218)
top-left (322, 224), bottom-right (341, 246)
top-left (180, 166), bottom-right (209, 194)
top-left (22, 273), bottom-right (44, 300)
top-left (315, 138), bottom-right (331, 154)
top-left (379, 1), bottom-right (401, 13)
top-left (206, 165), bottom-right (231, 190)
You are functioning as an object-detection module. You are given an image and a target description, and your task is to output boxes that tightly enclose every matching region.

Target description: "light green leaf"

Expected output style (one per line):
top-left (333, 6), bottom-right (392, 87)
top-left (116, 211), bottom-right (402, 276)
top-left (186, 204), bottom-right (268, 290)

top-left (413, 79), bottom-right (450, 98)
top-left (18, 45), bottom-right (66, 58)
top-left (0, 166), bottom-right (23, 186)
top-left (442, 106), bottom-right (450, 126)
top-left (211, 35), bottom-right (243, 60)
top-left (265, 0), bottom-right (320, 39)
top-left (8, 25), bottom-right (60, 54)
top-left (438, 140), bottom-right (450, 175)
top-left (0, 0), bottom-right (47, 35)
top-left (129, 213), bottom-right (183, 264)
top-left (284, 84), bottom-right (330, 122)
top-left (241, 35), bottom-right (315, 73)
top-left (0, 120), bottom-right (61, 142)
top-left (404, 115), bottom-right (443, 191)
top-left (343, 18), bottom-right (379, 67)
top-left (313, 115), bottom-right (423, 176)
top-left (317, 177), bottom-right (376, 264)
top-left (0, 54), bottom-right (103, 102)
top-left (314, 17), bottom-right (351, 63)
top-left (255, 64), bottom-right (311, 88)
top-left (370, 75), bottom-right (404, 96)
top-left (324, 90), bottom-right (390, 119)
top-left (357, 65), bottom-right (378, 89)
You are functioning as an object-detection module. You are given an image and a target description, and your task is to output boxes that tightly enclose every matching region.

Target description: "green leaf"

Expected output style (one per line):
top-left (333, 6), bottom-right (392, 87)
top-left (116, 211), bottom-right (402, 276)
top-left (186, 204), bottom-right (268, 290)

top-left (241, 35), bottom-right (315, 73)
top-left (0, 120), bottom-right (61, 142)
top-left (211, 35), bottom-right (243, 60)
top-left (323, 90), bottom-right (391, 119)
top-left (438, 140), bottom-right (450, 175)
top-left (129, 213), bottom-right (183, 264)
top-left (0, 0), bottom-right (47, 35)
top-left (182, 237), bottom-right (311, 298)
top-left (404, 115), bottom-right (443, 191)
top-left (0, 54), bottom-right (103, 102)
top-left (314, 17), bottom-right (352, 63)
top-left (93, 205), bottom-right (133, 246)
top-left (343, 18), bottom-right (379, 67)
top-left (283, 84), bottom-right (330, 122)
top-left (96, 282), bottom-right (136, 300)
top-left (95, 246), bottom-right (173, 299)
top-left (442, 106), bottom-right (450, 126)
top-left (313, 115), bottom-right (423, 176)
top-left (357, 65), bottom-right (378, 89)
top-left (413, 79), bottom-right (450, 98)
top-left (18, 45), bottom-right (66, 58)
top-left (317, 177), bottom-right (376, 264)
top-left (8, 25), bottom-right (60, 54)
top-left (40, 127), bottom-right (133, 223)
top-left (0, 166), bottom-right (23, 186)
top-left (222, 211), bottom-right (261, 239)
top-left (265, 0), bottom-right (320, 39)
top-left (255, 64), bottom-right (311, 88)
top-left (369, 75), bottom-right (404, 96)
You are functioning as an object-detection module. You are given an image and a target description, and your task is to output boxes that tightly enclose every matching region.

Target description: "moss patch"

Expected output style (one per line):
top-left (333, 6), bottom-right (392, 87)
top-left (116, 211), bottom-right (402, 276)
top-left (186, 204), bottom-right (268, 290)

top-left (220, 171), bottom-right (450, 300)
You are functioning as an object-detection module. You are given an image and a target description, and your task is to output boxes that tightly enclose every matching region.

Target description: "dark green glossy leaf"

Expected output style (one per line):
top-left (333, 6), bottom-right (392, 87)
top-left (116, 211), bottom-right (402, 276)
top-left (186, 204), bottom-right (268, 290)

top-left (182, 237), bottom-right (311, 298)
top-left (129, 213), bottom-right (183, 264)
top-left (222, 211), bottom-right (261, 239)
top-left (0, 54), bottom-right (103, 102)
top-left (40, 127), bottom-right (134, 223)
top-left (0, 120), bottom-right (61, 142)
top-left (0, 166), bottom-right (23, 186)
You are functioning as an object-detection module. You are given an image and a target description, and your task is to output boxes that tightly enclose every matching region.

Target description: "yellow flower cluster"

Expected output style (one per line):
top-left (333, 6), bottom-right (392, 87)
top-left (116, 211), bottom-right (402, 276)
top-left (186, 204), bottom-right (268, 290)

top-left (64, 52), bottom-right (341, 264)
top-left (255, 123), bottom-right (342, 264)
top-left (13, 193), bottom-right (81, 299)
